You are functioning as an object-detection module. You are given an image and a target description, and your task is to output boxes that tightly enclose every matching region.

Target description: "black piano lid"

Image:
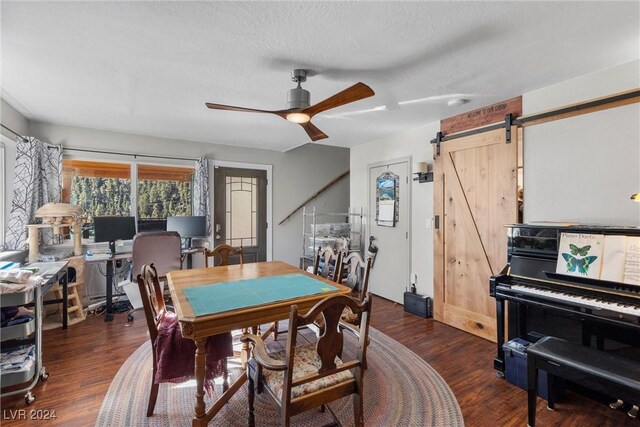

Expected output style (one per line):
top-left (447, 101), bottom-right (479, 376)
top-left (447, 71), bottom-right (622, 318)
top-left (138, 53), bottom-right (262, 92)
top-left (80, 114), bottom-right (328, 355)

top-left (505, 223), bottom-right (640, 234)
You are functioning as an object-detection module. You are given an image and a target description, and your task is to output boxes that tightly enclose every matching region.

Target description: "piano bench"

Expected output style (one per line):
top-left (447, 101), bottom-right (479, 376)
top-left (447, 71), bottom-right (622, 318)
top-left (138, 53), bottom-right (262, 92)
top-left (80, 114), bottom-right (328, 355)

top-left (525, 336), bottom-right (640, 427)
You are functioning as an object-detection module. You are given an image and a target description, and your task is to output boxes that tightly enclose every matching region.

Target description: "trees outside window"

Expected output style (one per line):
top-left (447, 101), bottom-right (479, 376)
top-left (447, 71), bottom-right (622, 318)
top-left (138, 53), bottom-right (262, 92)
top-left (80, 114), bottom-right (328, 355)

top-left (62, 160), bottom-right (194, 233)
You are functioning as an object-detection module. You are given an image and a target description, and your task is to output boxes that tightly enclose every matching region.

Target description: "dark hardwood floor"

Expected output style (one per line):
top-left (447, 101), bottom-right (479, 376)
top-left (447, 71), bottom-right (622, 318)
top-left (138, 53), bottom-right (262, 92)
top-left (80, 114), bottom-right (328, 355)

top-left (1, 295), bottom-right (636, 426)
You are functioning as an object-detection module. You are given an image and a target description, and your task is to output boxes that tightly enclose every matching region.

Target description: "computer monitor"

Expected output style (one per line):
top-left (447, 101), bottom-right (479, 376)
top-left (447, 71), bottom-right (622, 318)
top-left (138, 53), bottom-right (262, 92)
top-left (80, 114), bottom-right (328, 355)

top-left (94, 216), bottom-right (137, 255)
top-left (166, 216), bottom-right (206, 247)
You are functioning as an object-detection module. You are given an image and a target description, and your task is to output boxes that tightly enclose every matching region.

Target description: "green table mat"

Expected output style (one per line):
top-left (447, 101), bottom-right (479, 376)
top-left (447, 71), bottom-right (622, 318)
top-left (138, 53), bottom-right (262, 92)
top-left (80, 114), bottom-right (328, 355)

top-left (183, 273), bottom-right (338, 316)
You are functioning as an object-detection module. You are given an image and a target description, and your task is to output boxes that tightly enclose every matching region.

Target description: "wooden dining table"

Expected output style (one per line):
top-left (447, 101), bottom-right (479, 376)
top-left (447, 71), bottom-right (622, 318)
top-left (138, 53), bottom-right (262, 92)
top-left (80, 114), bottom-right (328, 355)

top-left (166, 261), bottom-right (351, 427)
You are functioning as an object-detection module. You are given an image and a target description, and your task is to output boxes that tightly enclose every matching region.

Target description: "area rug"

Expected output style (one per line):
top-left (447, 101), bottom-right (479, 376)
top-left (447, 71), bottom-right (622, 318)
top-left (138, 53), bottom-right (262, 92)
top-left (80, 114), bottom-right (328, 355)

top-left (96, 327), bottom-right (463, 426)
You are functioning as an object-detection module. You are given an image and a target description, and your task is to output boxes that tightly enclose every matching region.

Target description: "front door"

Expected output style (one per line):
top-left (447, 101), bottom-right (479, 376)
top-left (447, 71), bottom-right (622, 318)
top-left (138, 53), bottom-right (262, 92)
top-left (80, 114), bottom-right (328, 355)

top-left (368, 160), bottom-right (410, 304)
top-left (433, 127), bottom-right (518, 342)
top-left (213, 167), bottom-right (267, 264)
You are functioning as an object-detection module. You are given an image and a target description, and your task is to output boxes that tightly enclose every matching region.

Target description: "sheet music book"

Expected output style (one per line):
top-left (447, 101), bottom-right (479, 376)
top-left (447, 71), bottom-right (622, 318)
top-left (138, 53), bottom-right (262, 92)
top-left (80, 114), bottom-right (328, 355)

top-left (623, 236), bottom-right (640, 285)
top-left (580, 235), bottom-right (640, 286)
top-left (600, 235), bottom-right (627, 282)
top-left (555, 233), bottom-right (604, 279)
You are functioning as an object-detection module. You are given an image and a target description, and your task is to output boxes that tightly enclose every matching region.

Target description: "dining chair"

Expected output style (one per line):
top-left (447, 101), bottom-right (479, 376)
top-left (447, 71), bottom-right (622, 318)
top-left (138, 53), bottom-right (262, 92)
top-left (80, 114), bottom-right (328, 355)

top-left (313, 246), bottom-right (343, 281)
top-left (272, 246), bottom-right (343, 341)
top-left (204, 243), bottom-right (244, 267)
top-left (315, 252), bottom-right (373, 368)
top-left (137, 263), bottom-right (231, 416)
top-left (337, 252), bottom-right (372, 323)
top-left (241, 293), bottom-right (372, 427)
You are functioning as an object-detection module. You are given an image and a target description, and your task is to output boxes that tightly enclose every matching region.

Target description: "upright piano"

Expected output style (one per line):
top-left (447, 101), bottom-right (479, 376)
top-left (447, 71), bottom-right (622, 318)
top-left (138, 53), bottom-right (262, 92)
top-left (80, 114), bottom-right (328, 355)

top-left (490, 224), bottom-right (640, 387)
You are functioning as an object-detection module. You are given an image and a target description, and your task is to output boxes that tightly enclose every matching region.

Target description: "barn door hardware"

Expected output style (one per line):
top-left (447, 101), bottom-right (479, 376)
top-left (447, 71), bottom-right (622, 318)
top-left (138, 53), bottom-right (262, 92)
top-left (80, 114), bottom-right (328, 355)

top-left (505, 113), bottom-right (513, 144)
top-left (430, 131), bottom-right (443, 157)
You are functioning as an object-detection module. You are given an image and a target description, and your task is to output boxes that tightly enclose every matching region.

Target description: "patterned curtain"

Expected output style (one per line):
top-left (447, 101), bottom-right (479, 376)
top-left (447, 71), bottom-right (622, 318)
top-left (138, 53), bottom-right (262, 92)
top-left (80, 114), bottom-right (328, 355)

top-left (193, 156), bottom-right (211, 237)
top-left (5, 137), bottom-right (63, 250)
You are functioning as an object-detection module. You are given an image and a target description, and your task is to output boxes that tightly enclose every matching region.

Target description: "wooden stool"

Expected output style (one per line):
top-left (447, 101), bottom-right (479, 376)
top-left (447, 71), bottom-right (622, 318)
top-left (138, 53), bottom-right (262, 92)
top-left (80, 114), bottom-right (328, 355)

top-left (55, 255), bottom-right (86, 325)
top-left (52, 282), bottom-right (85, 325)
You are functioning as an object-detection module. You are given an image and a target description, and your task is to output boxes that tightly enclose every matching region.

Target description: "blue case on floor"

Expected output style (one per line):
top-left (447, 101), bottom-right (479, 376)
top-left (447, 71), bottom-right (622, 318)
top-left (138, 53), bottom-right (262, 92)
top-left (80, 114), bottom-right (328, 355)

top-left (503, 338), bottom-right (555, 400)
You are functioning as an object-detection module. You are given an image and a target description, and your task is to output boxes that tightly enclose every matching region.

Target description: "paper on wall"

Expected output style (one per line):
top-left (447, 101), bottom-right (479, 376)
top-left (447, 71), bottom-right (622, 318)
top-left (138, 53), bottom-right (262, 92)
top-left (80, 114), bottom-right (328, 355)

top-left (378, 200), bottom-right (395, 226)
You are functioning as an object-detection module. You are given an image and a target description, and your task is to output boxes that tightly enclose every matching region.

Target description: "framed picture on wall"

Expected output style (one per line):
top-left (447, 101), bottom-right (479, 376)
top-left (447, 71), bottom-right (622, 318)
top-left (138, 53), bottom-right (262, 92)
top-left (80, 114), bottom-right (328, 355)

top-left (376, 172), bottom-right (399, 227)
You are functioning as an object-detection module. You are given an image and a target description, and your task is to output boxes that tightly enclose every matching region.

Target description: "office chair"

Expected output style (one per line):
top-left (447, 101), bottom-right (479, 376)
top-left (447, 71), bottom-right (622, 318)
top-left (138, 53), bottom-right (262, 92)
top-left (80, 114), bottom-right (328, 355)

top-left (126, 231), bottom-right (182, 322)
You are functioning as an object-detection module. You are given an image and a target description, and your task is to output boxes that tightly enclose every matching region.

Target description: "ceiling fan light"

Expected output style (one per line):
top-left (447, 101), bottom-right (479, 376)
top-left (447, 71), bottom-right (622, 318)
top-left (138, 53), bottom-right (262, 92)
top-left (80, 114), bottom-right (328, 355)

top-left (286, 113), bottom-right (310, 124)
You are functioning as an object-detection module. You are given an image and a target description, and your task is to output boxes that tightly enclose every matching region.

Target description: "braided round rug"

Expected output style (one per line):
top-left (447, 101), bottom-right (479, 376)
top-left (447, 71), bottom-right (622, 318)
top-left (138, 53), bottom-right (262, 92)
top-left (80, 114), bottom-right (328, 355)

top-left (96, 326), bottom-right (463, 426)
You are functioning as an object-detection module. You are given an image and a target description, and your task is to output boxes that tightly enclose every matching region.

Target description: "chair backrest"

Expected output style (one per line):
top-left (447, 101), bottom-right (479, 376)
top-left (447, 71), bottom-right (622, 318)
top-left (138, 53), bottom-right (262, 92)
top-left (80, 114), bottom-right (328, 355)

top-left (136, 264), bottom-right (166, 342)
top-left (204, 244), bottom-right (244, 267)
top-left (339, 252), bottom-right (372, 301)
top-left (132, 231), bottom-right (182, 278)
top-left (283, 293), bottom-right (372, 400)
top-left (313, 246), bottom-right (343, 282)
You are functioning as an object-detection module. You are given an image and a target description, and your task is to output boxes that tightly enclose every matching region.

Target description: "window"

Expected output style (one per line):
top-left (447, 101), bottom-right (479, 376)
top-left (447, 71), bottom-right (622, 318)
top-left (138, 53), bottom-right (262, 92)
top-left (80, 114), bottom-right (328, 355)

top-left (225, 176), bottom-right (257, 247)
top-left (62, 159), bottom-right (195, 233)
top-left (137, 164), bottom-right (194, 231)
top-left (62, 160), bottom-right (132, 218)
top-left (0, 141), bottom-right (5, 249)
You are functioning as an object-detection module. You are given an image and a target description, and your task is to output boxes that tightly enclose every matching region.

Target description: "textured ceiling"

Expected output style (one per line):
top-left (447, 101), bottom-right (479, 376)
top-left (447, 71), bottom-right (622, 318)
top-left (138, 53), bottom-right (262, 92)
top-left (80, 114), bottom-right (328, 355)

top-left (1, 1), bottom-right (638, 152)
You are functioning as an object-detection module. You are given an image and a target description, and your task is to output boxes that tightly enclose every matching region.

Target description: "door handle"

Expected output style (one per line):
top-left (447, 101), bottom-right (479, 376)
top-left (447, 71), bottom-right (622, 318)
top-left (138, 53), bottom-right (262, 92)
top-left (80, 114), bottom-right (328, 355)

top-left (215, 224), bottom-right (221, 233)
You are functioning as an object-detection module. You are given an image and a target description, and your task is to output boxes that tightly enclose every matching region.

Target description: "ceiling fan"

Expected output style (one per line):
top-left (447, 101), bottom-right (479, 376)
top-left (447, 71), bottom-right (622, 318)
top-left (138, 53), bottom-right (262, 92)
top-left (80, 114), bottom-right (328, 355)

top-left (205, 69), bottom-right (375, 141)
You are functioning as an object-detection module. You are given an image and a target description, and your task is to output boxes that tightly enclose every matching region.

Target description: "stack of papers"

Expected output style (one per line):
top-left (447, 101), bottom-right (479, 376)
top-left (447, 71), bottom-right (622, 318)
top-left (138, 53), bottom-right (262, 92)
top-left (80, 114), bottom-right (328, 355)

top-left (0, 346), bottom-right (35, 373)
top-left (0, 269), bottom-right (33, 284)
top-left (85, 250), bottom-right (112, 261)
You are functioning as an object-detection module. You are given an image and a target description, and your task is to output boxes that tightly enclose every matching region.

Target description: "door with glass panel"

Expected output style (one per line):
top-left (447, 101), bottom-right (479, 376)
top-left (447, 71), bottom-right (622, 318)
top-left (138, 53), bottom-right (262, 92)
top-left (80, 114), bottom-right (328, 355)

top-left (213, 167), bottom-right (267, 264)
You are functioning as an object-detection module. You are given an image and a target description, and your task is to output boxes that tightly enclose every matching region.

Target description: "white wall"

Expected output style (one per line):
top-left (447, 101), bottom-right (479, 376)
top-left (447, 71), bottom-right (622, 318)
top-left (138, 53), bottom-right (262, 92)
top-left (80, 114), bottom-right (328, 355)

top-left (350, 122), bottom-right (438, 297)
top-left (27, 121), bottom-right (350, 267)
top-left (523, 60), bottom-right (640, 225)
top-left (0, 99), bottom-right (28, 138)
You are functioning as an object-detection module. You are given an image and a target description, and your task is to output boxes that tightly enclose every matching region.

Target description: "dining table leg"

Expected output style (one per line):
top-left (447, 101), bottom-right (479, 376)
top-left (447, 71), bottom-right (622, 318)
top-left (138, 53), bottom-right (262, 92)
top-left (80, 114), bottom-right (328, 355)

top-left (241, 328), bottom-right (250, 369)
top-left (193, 338), bottom-right (207, 427)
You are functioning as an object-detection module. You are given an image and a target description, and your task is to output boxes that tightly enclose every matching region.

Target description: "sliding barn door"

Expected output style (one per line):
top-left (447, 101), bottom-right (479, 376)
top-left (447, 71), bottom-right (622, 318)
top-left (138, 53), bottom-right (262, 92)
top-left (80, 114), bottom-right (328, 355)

top-left (433, 127), bottom-right (518, 342)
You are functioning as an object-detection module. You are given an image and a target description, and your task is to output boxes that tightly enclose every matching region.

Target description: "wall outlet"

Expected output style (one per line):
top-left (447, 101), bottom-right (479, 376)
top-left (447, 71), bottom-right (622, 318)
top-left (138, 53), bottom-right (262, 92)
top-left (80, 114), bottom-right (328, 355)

top-left (426, 218), bottom-right (433, 229)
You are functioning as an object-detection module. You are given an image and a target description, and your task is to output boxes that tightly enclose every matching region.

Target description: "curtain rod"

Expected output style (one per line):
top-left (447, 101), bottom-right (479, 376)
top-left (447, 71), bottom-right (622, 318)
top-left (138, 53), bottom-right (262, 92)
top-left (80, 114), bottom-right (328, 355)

top-left (60, 147), bottom-right (198, 161)
top-left (1, 122), bottom-right (198, 161)
top-left (0, 124), bottom-right (28, 142)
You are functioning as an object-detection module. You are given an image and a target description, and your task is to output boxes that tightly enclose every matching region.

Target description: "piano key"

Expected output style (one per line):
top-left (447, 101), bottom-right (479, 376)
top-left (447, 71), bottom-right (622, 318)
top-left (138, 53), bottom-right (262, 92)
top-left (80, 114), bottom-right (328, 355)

top-left (509, 284), bottom-right (640, 316)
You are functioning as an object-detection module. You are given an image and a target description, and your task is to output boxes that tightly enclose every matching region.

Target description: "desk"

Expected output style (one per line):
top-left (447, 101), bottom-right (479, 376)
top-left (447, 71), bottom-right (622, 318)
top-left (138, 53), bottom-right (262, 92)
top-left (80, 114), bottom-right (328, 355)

top-left (30, 261), bottom-right (69, 329)
top-left (167, 261), bottom-right (351, 427)
top-left (84, 253), bottom-right (132, 322)
top-left (181, 247), bottom-right (206, 270)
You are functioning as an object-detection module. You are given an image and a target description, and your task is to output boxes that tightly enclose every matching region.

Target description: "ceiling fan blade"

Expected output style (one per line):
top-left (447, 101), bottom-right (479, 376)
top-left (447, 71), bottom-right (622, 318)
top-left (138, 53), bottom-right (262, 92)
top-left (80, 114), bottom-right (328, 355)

top-left (205, 103), bottom-right (288, 118)
top-left (303, 82), bottom-right (375, 118)
top-left (300, 121), bottom-right (328, 141)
